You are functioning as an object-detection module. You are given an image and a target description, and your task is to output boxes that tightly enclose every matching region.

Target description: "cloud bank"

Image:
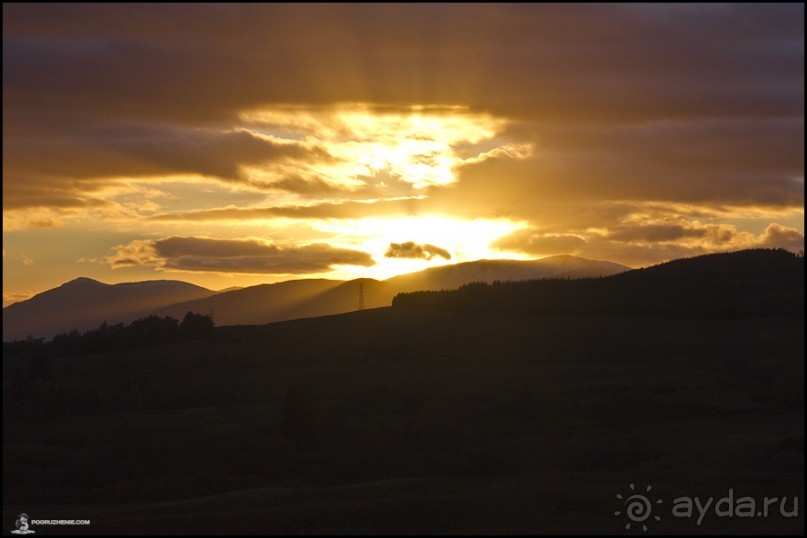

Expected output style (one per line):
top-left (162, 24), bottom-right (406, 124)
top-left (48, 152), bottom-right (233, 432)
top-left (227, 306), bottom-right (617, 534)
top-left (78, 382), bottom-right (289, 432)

top-left (107, 237), bottom-right (375, 275)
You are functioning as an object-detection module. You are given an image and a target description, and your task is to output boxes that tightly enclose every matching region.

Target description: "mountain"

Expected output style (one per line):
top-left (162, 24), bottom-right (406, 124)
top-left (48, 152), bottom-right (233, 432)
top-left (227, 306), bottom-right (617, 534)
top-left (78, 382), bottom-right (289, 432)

top-left (150, 256), bottom-right (626, 327)
top-left (2, 256), bottom-right (630, 340)
top-left (387, 255), bottom-right (630, 292)
top-left (393, 249), bottom-right (805, 319)
top-left (152, 278), bottom-right (396, 328)
top-left (2, 278), bottom-right (215, 341)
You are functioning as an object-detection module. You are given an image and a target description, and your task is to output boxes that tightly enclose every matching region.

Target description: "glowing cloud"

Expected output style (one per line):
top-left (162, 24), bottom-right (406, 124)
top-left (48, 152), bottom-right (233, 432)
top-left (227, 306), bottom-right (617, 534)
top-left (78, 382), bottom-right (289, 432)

top-left (239, 103), bottom-right (523, 191)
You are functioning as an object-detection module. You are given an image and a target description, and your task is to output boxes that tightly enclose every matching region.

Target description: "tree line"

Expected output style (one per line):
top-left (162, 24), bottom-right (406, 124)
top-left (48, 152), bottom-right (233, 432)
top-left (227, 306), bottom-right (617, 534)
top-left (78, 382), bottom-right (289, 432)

top-left (4, 311), bottom-right (215, 360)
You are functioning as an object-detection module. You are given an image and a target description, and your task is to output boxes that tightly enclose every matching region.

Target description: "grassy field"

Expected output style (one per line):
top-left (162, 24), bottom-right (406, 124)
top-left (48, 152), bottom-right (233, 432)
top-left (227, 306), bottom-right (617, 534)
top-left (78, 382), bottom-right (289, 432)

top-left (3, 308), bottom-right (804, 534)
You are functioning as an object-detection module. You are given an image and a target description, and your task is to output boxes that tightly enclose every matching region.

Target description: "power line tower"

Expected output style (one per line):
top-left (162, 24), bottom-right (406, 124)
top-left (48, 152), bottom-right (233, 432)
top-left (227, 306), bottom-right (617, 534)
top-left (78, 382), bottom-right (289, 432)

top-left (358, 279), bottom-right (365, 311)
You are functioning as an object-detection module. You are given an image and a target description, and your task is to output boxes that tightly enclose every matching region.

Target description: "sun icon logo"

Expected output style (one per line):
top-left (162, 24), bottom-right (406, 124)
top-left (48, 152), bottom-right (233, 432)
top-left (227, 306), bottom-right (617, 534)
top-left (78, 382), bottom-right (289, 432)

top-left (615, 483), bottom-right (663, 532)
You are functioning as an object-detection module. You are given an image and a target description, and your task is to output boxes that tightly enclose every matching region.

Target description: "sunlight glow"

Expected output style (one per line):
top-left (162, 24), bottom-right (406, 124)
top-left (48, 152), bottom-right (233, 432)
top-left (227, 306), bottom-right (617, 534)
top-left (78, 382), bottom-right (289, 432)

top-left (318, 215), bottom-right (529, 280)
top-left (240, 103), bottom-right (516, 190)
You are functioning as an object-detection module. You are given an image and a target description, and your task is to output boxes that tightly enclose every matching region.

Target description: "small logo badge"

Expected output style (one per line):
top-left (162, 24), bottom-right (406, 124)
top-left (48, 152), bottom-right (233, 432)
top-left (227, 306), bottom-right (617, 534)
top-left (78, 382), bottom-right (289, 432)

top-left (12, 513), bottom-right (35, 534)
top-left (615, 483), bottom-right (663, 532)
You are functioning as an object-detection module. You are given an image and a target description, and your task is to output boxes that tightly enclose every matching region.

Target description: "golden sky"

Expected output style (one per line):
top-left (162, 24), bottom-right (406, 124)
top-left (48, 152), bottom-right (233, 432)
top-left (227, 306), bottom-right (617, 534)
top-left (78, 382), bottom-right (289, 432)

top-left (3, 4), bottom-right (804, 306)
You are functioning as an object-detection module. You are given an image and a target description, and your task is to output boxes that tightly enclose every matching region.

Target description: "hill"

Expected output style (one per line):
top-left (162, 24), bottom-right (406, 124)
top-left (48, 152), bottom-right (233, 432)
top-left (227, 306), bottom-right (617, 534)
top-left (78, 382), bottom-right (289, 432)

top-left (152, 278), bottom-right (397, 327)
top-left (393, 249), bottom-right (805, 318)
top-left (3, 304), bottom-right (803, 533)
top-left (2, 278), bottom-right (215, 341)
top-left (386, 255), bottom-right (629, 292)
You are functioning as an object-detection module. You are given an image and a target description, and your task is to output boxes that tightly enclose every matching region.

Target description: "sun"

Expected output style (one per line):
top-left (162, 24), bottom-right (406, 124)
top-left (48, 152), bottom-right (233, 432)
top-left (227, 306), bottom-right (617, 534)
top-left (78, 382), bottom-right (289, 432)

top-left (317, 215), bottom-right (529, 280)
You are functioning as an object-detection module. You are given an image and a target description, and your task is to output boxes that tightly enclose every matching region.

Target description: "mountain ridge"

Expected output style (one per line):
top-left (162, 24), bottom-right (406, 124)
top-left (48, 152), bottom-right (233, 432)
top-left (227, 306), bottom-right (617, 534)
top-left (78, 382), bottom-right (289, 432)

top-left (3, 255), bottom-right (630, 341)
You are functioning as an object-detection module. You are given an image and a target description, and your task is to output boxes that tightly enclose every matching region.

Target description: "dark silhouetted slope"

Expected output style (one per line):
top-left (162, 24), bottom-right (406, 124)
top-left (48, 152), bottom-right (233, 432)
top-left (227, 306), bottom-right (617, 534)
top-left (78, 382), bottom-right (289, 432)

top-left (4, 304), bottom-right (802, 533)
top-left (393, 249), bottom-right (804, 318)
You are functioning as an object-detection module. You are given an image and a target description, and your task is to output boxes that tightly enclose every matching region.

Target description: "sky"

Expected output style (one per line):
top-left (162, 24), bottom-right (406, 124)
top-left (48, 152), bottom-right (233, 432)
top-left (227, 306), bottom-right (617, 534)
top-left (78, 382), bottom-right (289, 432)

top-left (3, 3), bottom-right (804, 306)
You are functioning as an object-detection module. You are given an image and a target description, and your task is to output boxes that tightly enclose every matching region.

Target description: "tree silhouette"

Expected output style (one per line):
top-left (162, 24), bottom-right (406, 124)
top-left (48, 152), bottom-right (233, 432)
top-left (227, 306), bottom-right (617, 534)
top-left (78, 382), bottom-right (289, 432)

top-left (179, 311), bottom-right (215, 340)
top-left (4, 312), bottom-right (215, 359)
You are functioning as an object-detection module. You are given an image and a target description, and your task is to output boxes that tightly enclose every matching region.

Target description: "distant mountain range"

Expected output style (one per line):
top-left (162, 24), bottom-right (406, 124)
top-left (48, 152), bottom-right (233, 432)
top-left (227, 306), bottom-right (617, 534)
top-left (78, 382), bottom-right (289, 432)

top-left (2, 255), bottom-right (629, 341)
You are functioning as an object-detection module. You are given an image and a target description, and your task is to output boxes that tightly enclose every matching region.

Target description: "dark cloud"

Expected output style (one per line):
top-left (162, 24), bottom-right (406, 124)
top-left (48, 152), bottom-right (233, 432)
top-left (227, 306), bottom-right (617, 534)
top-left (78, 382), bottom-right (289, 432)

top-left (492, 227), bottom-right (703, 267)
top-left (433, 118), bottom-right (804, 222)
top-left (3, 4), bottom-right (802, 137)
top-left (606, 225), bottom-right (710, 243)
top-left (109, 236), bottom-right (375, 274)
top-left (2, 123), bottom-right (329, 209)
top-left (1, 188), bottom-right (112, 211)
top-left (3, 4), bottom-right (802, 123)
top-left (262, 175), bottom-right (348, 196)
top-left (492, 232), bottom-right (588, 256)
top-left (150, 198), bottom-right (426, 222)
top-left (385, 241), bottom-right (451, 260)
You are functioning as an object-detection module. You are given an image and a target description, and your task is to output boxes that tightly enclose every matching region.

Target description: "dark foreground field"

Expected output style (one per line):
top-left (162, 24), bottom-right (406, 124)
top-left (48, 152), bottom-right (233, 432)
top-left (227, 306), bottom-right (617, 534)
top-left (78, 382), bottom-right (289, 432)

top-left (3, 309), bottom-right (804, 534)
